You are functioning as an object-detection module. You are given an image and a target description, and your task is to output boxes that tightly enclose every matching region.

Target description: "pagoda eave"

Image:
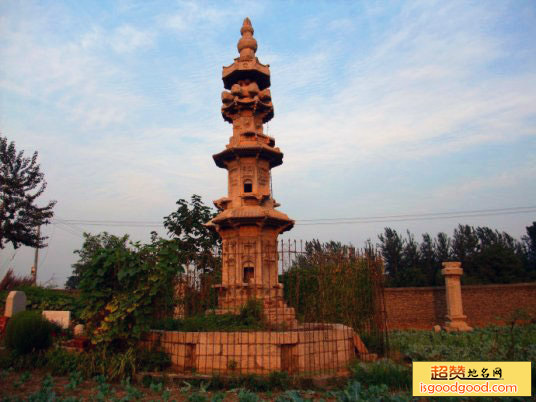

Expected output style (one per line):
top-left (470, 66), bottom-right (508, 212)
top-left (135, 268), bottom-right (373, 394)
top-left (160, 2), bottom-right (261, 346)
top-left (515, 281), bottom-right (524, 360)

top-left (210, 216), bottom-right (294, 233)
top-left (213, 145), bottom-right (283, 169)
top-left (222, 59), bottom-right (271, 90)
top-left (209, 206), bottom-right (294, 232)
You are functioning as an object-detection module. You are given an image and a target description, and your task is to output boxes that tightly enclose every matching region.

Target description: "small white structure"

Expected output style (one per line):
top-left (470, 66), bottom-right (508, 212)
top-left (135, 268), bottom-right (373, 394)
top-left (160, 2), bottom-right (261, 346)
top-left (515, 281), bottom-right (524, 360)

top-left (42, 310), bottom-right (71, 329)
top-left (4, 291), bottom-right (27, 317)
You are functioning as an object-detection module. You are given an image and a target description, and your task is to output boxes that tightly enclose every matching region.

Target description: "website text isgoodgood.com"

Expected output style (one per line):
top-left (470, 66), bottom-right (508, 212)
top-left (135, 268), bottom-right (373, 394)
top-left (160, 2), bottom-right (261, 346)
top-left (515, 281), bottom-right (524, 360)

top-left (419, 382), bottom-right (518, 395)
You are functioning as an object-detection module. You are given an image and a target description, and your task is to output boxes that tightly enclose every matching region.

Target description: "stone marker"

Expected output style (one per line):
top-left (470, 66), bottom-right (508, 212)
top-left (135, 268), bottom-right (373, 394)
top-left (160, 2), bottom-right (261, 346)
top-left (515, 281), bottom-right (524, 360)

top-left (73, 324), bottom-right (84, 337)
top-left (442, 262), bottom-right (473, 332)
top-left (4, 290), bottom-right (27, 317)
top-left (42, 310), bottom-right (71, 329)
top-left (433, 324), bottom-right (442, 333)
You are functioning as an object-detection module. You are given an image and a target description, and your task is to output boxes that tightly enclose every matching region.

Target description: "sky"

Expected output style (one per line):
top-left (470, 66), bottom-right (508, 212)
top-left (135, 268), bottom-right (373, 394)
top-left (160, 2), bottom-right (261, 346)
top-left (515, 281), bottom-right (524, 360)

top-left (1, 0), bottom-right (535, 287)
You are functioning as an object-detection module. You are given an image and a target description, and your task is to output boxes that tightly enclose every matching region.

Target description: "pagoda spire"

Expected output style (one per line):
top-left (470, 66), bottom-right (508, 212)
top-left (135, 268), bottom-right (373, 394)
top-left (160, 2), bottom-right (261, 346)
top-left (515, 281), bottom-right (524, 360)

top-left (237, 17), bottom-right (257, 60)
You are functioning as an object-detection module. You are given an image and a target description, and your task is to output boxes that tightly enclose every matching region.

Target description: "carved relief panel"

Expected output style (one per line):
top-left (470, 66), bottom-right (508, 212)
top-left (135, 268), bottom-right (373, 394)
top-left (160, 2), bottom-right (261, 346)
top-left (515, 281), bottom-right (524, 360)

top-left (258, 167), bottom-right (269, 186)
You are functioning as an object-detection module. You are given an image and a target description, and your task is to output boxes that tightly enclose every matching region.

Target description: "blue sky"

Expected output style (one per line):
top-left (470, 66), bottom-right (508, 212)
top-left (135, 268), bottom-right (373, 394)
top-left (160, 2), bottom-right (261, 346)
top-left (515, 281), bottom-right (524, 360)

top-left (1, 0), bottom-right (535, 286)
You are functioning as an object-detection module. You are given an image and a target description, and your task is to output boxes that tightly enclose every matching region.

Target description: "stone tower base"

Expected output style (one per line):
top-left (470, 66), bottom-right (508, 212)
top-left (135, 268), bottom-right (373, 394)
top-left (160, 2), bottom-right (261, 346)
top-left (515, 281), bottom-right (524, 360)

top-left (212, 283), bottom-right (297, 326)
top-left (142, 324), bottom-right (368, 375)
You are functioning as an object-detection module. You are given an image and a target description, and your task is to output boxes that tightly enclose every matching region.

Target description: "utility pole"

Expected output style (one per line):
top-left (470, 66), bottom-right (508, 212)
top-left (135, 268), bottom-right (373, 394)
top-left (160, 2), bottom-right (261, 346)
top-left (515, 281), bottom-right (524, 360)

top-left (31, 225), bottom-right (40, 285)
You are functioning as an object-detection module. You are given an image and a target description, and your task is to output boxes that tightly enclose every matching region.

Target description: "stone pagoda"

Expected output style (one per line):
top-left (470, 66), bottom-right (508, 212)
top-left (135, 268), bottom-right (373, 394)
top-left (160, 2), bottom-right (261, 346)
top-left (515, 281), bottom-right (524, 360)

top-left (207, 18), bottom-right (296, 325)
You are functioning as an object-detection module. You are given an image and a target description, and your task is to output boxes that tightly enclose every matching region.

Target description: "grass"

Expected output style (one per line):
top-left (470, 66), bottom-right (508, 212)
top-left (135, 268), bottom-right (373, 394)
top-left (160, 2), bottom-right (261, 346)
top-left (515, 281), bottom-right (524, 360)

top-left (349, 359), bottom-right (411, 391)
top-left (2, 324), bottom-right (534, 400)
top-left (152, 299), bottom-right (266, 332)
top-left (152, 313), bottom-right (264, 332)
top-left (389, 323), bottom-right (536, 362)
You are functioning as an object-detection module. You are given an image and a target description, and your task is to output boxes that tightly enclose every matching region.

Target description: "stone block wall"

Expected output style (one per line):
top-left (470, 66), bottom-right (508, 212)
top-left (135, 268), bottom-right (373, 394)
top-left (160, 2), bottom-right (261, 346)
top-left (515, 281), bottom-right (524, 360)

top-left (384, 282), bottom-right (536, 330)
top-left (141, 324), bottom-right (355, 375)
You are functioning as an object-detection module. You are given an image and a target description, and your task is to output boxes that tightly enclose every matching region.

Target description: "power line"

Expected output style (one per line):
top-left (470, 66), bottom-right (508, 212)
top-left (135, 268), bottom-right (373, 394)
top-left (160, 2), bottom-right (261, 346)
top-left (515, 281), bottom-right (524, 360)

top-left (296, 209), bottom-right (536, 226)
top-left (296, 206), bottom-right (536, 222)
top-left (51, 205), bottom-right (536, 227)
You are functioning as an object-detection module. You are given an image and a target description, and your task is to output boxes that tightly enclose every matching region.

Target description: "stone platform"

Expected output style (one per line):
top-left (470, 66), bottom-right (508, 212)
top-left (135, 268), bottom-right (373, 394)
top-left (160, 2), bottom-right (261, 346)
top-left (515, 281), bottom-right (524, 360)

top-left (142, 323), bottom-right (366, 375)
top-left (212, 284), bottom-right (298, 327)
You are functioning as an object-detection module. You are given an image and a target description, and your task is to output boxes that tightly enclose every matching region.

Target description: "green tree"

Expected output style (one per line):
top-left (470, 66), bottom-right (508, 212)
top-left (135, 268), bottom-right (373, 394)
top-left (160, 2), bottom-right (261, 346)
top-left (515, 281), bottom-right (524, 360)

top-left (77, 235), bottom-right (180, 347)
top-left (163, 194), bottom-right (221, 273)
top-left (0, 136), bottom-right (56, 249)
top-left (66, 232), bottom-right (128, 289)
top-left (377, 228), bottom-right (404, 285)
top-left (453, 224), bottom-right (526, 284)
top-left (420, 233), bottom-right (439, 285)
top-left (522, 222), bottom-right (536, 279)
top-left (398, 231), bottom-right (428, 286)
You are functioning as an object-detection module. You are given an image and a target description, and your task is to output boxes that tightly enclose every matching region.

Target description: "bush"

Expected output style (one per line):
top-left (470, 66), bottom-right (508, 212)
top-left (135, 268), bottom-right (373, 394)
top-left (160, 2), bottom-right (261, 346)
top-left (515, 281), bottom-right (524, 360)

top-left (5, 311), bottom-right (54, 354)
top-left (78, 235), bottom-right (178, 348)
top-left (137, 349), bottom-right (171, 372)
top-left (152, 303), bottom-right (264, 332)
top-left (45, 347), bottom-right (80, 376)
top-left (350, 359), bottom-right (411, 390)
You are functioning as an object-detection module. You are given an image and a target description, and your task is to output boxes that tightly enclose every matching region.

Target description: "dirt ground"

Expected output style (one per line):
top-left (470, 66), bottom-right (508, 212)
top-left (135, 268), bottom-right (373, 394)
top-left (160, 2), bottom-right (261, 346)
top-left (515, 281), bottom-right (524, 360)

top-left (0, 370), bottom-right (332, 401)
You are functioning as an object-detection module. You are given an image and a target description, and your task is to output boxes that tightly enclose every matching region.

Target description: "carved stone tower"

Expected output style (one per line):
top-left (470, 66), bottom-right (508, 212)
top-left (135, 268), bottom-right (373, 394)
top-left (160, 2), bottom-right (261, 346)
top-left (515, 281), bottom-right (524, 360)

top-left (207, 18), bottom-right (296, 325)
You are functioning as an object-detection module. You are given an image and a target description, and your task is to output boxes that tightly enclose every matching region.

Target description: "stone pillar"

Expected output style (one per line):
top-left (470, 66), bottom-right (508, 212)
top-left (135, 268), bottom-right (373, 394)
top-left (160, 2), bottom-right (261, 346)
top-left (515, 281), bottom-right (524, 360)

top-left (441, 262), bottom-right (472, 332)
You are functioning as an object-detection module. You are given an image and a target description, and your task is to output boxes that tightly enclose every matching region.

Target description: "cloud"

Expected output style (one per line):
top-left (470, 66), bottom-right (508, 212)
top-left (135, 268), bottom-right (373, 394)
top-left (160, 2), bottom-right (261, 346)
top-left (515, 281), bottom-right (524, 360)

top-left (110, 25), bottom-right (155, 53)
top-left (2, 0), bottom-right (535, 284)
top-left (268, 1), bottom-right (536, 176)
top-left (0, 6), bottom-right (148, 128)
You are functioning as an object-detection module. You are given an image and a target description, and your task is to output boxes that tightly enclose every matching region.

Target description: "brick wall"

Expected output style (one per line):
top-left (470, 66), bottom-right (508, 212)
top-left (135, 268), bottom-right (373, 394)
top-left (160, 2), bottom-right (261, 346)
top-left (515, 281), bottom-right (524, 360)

top-left (384, 282), bottom-right (536, 330)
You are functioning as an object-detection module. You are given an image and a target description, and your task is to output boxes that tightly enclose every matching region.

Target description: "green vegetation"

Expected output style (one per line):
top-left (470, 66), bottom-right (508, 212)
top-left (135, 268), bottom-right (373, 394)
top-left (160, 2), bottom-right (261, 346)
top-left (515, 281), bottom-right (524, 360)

top-left (77, 234), bottom-right (179, 347)
top-left (0, 286), bottom-right (80, 318)
top-left (350, 360), bottom-right (411, 391)
top-left (329, 380), bottom-right (410, 401)
top-left (0, 135), bottom-right (56, 250)
top-left (390, 324), bottom-right (536, 392)
top-left (5, 311), bottom-right (55, 354)
top-left (378, 222), bottom-right (536, 287)
top-left (389, 324), bottom-right (536, 362)
top-left (281, 240), bottom-right (386, 353)
top-left (0, 345), bottom-right (171, 382)
top-left (153, 299), bottom-right (265, 332)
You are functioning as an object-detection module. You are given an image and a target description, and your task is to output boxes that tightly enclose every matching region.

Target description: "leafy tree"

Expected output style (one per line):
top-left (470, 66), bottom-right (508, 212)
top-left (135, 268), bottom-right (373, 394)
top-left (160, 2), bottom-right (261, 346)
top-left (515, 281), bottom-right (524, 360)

top-left (434, 232), bottom-right (451, 263)
top-left (77, 235), bottom-right (180, 347)
top-left (163, 194), bottom-right (221, 273)
top-left (377, 228), bottom-right (403, 284)
top-left (420, 233), bottom-right (439, 285)
top-left (398, 231), bottom-right (427, 286)
top-left (452, 224), bottom-right (479, 267)
top-left (0, 136), bottom-right (56, 249)
top-left (66, 232), bottom-right (129, 289)
top-left (453, 224), bottom-right (526, 284)
top-left (522, 222), bottom-right (536, 279)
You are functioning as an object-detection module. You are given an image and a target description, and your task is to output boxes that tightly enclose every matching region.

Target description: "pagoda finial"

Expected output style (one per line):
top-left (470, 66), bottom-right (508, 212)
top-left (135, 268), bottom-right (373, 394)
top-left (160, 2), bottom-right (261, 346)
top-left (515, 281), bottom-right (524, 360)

top-left (237, 17), bottom-right (257, 60)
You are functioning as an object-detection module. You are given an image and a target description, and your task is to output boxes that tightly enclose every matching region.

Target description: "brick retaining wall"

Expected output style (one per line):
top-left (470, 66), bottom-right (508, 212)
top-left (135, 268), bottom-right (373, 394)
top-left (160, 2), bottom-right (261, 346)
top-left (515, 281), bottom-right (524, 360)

top-left (384, 282), bottom-right (536, 330)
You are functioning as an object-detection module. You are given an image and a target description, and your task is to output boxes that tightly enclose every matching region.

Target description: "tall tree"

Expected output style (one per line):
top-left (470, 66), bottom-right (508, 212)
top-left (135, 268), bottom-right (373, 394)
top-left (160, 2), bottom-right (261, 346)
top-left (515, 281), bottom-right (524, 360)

top-left (163, 194), bottom-right (221, 273)
top-left (0, 136), bottom-right (56, 249)
top-left (420, 233), bottom-right (438, 285)
top-left (399, 230), bottom-right (427, 286)
top-left (66, 232), bottom-right (129, 289)
top-left (378, 228), bottom-right (404, 285)
top-left (522, 222), bottom-right (536, 279)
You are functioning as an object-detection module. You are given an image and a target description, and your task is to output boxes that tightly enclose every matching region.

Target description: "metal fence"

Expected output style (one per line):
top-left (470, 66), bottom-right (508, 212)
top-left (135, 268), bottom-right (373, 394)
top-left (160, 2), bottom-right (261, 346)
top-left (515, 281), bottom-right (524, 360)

top-left (146, 240), bottom-right (388, 376)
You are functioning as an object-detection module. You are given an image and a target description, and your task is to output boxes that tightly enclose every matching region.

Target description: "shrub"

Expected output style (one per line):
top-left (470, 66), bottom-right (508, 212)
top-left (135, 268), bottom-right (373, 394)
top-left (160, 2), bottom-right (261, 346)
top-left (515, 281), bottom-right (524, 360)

top-left (152, 310), bottom-right (263, 332)
top-left (78, 236), bottom-right (179, 348)
top-left (239, 299), bottom-right (264, 326)
top-left (45, 347), bottom-right (80, 376)
top-left (137, 349), bottom-right (171, 372)
top-left (0, 286), bottom-right (80, 320)
top-left (350, 359), bottom-right (411, 390)
top-left (5, 311), bottom-right (54, 354)
top-left (0, 268), bottom-right (33, 291)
